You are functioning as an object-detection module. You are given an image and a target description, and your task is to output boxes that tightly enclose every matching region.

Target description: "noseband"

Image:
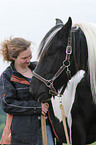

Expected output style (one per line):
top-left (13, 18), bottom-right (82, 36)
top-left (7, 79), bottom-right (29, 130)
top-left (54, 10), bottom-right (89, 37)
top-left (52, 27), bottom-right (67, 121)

top-left (32, 31), bottom-right (72, 96)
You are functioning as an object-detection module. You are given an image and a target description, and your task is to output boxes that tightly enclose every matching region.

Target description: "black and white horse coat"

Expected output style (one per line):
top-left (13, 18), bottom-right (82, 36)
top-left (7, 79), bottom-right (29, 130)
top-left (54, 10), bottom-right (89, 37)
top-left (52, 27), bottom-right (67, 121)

top-left (30, 17), bottom-right (96, 145)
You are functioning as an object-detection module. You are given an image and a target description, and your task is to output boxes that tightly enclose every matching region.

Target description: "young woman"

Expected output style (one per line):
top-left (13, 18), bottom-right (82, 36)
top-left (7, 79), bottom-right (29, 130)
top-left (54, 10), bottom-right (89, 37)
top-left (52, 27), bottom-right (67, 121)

top-left (0, 37), bottom-right (54, 145)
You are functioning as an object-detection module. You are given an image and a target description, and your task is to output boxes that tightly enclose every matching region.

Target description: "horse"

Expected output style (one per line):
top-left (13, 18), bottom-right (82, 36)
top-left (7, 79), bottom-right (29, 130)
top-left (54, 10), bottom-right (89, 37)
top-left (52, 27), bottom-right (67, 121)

top-left (29, 17), bottom-right (96, 145)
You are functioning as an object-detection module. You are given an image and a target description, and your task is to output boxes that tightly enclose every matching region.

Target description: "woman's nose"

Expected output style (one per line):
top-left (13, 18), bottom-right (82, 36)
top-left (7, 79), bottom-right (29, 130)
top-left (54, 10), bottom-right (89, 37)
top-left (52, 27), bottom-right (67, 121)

top-left (26, 57), bottom-right (31, 62)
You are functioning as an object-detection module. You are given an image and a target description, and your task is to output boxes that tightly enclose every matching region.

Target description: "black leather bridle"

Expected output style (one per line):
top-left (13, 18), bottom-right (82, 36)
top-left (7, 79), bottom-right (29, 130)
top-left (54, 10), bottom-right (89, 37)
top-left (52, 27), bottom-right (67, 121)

top-left (32, 31), bottom-right (72, 96)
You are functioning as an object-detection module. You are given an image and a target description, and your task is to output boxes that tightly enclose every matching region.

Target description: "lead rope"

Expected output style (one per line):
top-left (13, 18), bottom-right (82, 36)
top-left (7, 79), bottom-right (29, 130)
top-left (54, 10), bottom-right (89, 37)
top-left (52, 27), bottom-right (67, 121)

top-left (41, 115), bottom-right (47, 145)
top-left (41, 103), bottom-right (49, 145)
top-left (59, 86), bottom-right (70, 145)
top-left (60, 104), bottom-right (70, 145)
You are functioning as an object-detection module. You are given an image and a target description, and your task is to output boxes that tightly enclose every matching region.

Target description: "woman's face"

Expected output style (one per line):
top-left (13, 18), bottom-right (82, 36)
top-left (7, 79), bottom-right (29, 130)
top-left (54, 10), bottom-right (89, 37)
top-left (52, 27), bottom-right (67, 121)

top-left (14, 47), bottom-right (32, 68)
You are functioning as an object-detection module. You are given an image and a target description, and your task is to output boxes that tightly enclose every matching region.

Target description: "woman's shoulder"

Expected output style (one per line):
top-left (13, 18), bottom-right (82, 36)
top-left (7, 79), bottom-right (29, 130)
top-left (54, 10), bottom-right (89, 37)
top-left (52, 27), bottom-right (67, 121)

top-left (0, 65), bottom-right (12, 79)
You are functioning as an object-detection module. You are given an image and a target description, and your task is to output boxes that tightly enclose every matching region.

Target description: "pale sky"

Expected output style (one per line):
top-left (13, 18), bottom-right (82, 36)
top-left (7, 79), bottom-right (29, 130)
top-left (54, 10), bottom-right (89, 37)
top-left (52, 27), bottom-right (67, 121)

top-left (0, 0), bottom-right (96, 74)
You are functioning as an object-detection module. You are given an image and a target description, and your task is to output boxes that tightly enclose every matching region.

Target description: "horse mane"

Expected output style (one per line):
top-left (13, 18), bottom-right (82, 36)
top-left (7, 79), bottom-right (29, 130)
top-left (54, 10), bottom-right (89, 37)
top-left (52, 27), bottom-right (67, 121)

top-left (74, 23), bottom-right (96, 103)
top-left (37, 24), bottom-right (63, 60)
top-left (71, 26), bottom-right (88, 71)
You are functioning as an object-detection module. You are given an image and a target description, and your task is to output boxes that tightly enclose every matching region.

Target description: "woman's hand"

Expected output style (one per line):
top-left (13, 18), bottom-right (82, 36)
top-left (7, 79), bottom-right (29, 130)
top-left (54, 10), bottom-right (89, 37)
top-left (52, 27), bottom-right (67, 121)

top-left (41, 103), bottom-right (49, 115)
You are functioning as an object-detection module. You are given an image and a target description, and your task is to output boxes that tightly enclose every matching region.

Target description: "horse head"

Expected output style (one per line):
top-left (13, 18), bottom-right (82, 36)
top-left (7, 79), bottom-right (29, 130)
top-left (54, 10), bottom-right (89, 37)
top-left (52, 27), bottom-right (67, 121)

top-left (29, 17), bottom-right (90, 102)
top-left (29, 17), bottom-right (73, 102)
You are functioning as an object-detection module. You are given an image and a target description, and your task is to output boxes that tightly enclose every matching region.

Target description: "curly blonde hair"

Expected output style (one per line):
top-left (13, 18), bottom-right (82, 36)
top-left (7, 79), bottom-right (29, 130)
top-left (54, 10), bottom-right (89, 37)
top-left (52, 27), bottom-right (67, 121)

top-left (0, 37), bottom-right (31, 62)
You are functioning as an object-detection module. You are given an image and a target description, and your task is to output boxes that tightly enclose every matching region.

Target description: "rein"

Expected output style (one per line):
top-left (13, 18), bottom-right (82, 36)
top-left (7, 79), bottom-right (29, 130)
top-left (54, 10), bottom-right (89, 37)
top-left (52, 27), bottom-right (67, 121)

top-left (32, 31), bottom-right (72, 96)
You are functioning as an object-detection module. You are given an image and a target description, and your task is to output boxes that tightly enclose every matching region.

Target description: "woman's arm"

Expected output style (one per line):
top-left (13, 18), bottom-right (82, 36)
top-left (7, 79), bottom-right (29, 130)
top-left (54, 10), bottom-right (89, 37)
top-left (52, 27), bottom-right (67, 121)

top-left (0, 73), bottom-right (42, 116)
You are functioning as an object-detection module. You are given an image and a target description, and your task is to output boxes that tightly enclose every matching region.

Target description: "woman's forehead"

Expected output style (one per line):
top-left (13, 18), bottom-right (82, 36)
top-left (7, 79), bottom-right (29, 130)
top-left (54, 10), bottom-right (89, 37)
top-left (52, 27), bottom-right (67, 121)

top-left (19, 47), bottom-right (32, 57)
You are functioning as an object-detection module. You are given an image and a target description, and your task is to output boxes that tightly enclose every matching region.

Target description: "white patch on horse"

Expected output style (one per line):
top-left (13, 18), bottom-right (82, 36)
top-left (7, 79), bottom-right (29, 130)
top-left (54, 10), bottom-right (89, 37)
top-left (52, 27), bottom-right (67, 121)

top-left (51, 70), bottom-right (85, 142)
top-left (38, 26), bottom-right (62, 60)
top-left (51, 70), bottom-right (85, 122)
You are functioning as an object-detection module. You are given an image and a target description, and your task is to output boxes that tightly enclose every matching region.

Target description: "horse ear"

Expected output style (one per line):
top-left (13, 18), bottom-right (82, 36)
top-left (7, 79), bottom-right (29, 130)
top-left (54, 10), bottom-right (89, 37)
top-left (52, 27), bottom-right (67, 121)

top-left (64, 17), bottom-right (72, 30)
top-left (57, 17), bottom-right (72, 38)
top-left (55, 18), bottom-right (63, 25)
